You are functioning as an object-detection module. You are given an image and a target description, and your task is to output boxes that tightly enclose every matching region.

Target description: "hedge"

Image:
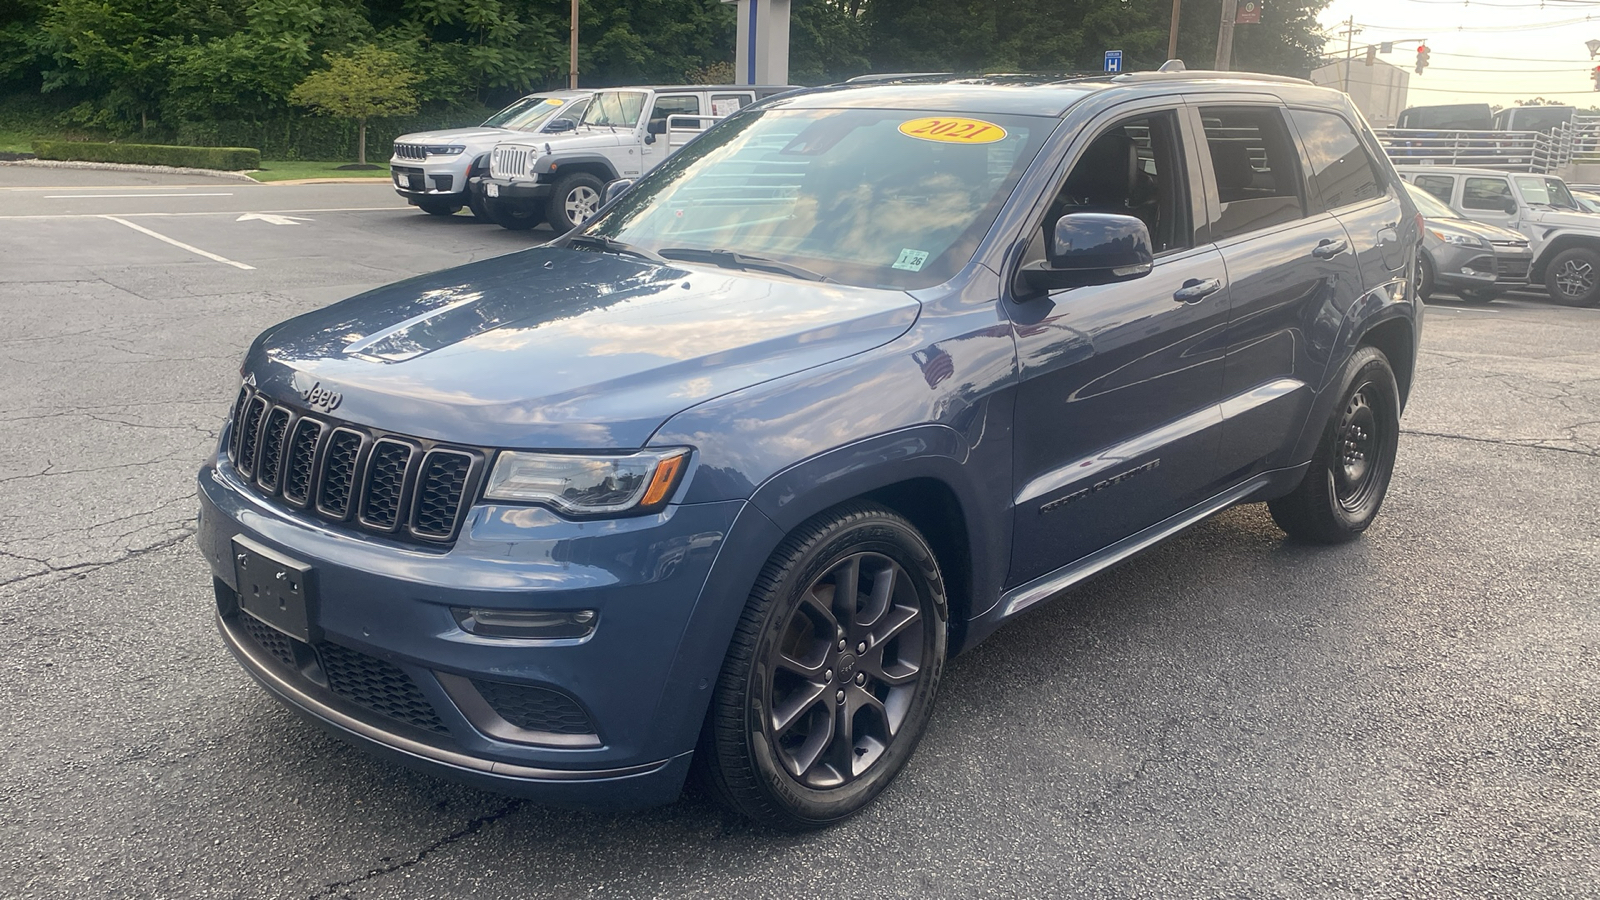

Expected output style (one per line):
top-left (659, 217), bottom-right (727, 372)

top-left (31, 141), bottom-right (261, 170)
top-left (173, 106), bottom-right (493, 161)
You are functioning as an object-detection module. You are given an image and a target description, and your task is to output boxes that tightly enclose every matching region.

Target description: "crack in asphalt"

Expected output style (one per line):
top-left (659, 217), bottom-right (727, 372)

top-left (0, 529), bottom-right (196, 591)
top-left (1401, 428), bottom-right (1600, 458)
top-left (304, 800), bottom-right (527, 900)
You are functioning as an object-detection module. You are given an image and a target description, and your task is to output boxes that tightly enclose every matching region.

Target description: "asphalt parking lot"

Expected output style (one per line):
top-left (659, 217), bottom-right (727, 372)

top-left (2, 163), bottom-right (1597, 899)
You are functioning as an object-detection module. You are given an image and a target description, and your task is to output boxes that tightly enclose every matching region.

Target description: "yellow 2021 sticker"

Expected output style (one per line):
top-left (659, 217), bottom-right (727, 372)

top-left (898, 117), bottom-right (1008, 144)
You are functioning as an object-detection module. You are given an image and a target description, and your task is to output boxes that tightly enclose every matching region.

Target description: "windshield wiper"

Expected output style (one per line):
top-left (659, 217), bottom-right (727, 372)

top-left (565, 233), bottom-right (667, 264)
top-left (657, 247), bottom-right (831, 282)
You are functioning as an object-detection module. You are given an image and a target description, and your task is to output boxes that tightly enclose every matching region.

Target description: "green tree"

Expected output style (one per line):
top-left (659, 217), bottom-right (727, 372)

top-left (289, 45), bottom-right (420, 163)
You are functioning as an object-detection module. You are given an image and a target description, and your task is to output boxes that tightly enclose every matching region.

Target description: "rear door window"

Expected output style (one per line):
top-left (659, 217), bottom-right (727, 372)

top-left (649, 94), bottom-right (702, 133)
top-left (1461, 177), bottom-right (1514, 212)
top-left (1411, 174), bottom-right (1455, 203)
top-left (1288, 109), bottom-right (1385, 211)
top-left (1198, 106), bottom-right (1307, 241)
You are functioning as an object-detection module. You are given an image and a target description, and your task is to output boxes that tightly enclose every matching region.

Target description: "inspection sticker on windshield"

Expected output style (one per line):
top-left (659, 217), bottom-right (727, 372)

top-left (893, 249), bottom-right (930, 271)
top-left (898, 117), bottom-right (1008, 144)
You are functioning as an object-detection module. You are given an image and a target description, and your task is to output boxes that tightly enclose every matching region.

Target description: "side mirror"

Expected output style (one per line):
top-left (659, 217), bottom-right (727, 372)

top-left (604, 179), bottom-right (634, 205)
top-left (1018, 214), bottom-right (1154, 294)
top-left (543, 118), bottom-right (576, 134)
top-left (1503, 200), bottom-right (1518, 215)
top-left (647, 120), bottom-right (668, 135)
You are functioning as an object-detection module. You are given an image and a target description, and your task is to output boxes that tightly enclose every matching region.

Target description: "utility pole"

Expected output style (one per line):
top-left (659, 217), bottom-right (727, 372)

top-left (1337, 16), bottom-right (1362, 92)
top-left (1215, 0), bottom-right (1236, 70)
top-left (569, 0), bottom-right (579, 89)
top-left (1168, 0), bottom-right (1182, 60)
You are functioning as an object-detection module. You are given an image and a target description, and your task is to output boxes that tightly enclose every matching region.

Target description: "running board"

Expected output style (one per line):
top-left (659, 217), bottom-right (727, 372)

top-left (998, 473), bottom-right (1275, 619)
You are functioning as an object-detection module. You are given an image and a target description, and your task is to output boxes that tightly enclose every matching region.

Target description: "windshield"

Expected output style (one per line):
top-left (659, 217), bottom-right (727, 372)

top-left (582, 107), bottom-right (1050, 289)
top-left (483, 96), bottom-right (569, 130)
top-left (1405, 182), bottom-right (1462, 219)
top-left (1513, 175), bottom-right (1580, 210)
top-left (583, 91), bottom-right (647, 128)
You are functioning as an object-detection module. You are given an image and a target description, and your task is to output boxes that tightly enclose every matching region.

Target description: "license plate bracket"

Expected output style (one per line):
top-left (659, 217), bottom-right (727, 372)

top-left (232, 535), bottom-right (318, 643)
top-left (486, 182), bottom-right (499, 198)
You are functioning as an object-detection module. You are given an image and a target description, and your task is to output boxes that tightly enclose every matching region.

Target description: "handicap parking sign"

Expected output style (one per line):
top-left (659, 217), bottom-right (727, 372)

top-left (1104, 50), bottom-right (1123, 73)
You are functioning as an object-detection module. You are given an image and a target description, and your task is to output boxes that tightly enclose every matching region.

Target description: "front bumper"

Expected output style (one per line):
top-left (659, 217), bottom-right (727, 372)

top-left (197, 452), bottom-right (776, 807)
top-left (1430, 245), bottom-right (1499, 290)
top-left (477, 176), bottom-right (551, 204)
top-left (389, 157), bottom-right (472, 199)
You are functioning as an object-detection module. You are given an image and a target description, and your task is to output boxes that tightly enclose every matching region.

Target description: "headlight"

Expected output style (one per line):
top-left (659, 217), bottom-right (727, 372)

top-left (426, 145), bottom-right (466, 156)
top-left (483, 448), bottom-right (690, 516)
top-left (1431, 229), bottom-right (1486, 247)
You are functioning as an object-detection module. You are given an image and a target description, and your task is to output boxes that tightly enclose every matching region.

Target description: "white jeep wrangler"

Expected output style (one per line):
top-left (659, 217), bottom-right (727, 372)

top-left (390, 90), bottom-right (595, 220)
top-left (476, 85), bottom-right (793, 232)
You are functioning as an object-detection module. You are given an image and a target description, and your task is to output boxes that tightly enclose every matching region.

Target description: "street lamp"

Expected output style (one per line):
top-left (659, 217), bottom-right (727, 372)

top-left (1587, 38), bottom-right (1600, 59)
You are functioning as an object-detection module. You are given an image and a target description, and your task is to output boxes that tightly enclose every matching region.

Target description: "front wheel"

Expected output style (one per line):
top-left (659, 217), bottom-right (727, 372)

top-left (698, 503), bottom-right (947, 829)
top-left (1268, 346), bottom-right (1401, 544)
top-left (1458, 288), bottom-right (1498, 305)
top-left (545, 173), bottom-right (605, 233)
top-left (1415, 254), bottom-right (1435, 302)
top-left (1544, 247), bottom-right (1600, 307)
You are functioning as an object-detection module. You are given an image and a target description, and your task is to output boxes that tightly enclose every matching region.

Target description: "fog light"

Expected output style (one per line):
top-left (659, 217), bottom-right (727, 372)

top-left (453, 608), bottom-right (597, 640)
top-left (1461, 267), bottom-right (1480, 276)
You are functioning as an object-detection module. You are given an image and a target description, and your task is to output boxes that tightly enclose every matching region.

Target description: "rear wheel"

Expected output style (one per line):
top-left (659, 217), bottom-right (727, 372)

top-left (1269, 346), bottom-right (1401, 544)
top-left (1458, 288), bottom-right (1498, 305)
top-left (417, 198), bottom-right (462, 217)
top-left (467, 192), bottom-right (491, 221)
top-left (545, 173), bottom-right (605, 233)
top-left (698, 503), bottom-right (947, 829)
top-left (488, 199), bottom-right (544, 231)
top-left (1544, 247), bottom-right (1600, 307)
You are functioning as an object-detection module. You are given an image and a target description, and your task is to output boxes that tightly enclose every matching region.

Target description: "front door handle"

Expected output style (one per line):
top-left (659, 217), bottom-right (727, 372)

top-left (1313, 238), bottom-right (1349, 259)
top-left (1173, 277), bottom-right (1223, 303)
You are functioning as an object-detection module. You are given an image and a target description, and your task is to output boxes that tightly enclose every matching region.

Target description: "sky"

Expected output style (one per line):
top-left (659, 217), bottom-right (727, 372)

top-left (1313, 0), bottom-right (1600, 108)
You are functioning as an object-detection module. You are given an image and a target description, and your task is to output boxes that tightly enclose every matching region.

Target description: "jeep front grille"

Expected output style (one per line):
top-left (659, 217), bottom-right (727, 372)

top-left (225, 387), bottom-right (484, 544)
top-left (394, 143), bottom-right (427, 161)
top-left (490, 147), bottom-right (528, 179)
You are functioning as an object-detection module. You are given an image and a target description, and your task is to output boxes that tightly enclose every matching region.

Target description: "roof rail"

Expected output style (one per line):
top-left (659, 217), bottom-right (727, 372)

top-left (1110, 69), bottom-right (1313, 86)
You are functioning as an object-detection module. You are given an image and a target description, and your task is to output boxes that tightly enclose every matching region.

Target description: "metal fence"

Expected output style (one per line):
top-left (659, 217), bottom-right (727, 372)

top-left (1372, 118), bottom-right (1600, 173)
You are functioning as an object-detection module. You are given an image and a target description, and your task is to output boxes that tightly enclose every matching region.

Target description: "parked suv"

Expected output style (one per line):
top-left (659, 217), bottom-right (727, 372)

top-left (1398, 166), bottom-right (1600, 305)
top-left (475, 84), bottom-right (793, 232)
top-left (199, 71), bottom-right (1421, 828)
top-left (389, 90), bottom-right (594, 219)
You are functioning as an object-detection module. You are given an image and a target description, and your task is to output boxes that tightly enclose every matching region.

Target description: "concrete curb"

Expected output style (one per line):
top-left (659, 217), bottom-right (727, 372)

top-left (256, 177), bottom-right (396, 185)
top-left (0, 158), bottom-right (260, 183)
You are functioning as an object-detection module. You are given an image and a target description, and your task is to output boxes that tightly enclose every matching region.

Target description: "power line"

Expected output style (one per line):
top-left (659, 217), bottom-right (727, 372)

top-left (1404, 84), bottom-right (1600, 93)
top-left (1356, 16), bottom-right (1597, 30)
top-left (1401, 0), bottom-right (1600, 6)
top-left (1433, 49), bottom-right (1597, 61)
top-left (1425, 64), bottom-right (1596, 71)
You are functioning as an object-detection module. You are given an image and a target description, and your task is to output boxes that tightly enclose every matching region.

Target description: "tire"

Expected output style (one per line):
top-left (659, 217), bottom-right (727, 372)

top-left (468, 193), bottom-right (491, 222)
top-left (1414, 254), bottom-right (1435, 303)
top-left (488, 198), bottom-right (544, 231)
top-left (416, 198), bottom-right (462, 217)
top-left (1544, 247), bottom-right (1600, 307)
top-left (545, 172), bottom-right (605, 233)
top-left (698, 502), bottom-right (948, 829)
top-left (1268, 346), bottom-right (1401, 544)
top-left (1458, 288), bottom-right (1498, 305)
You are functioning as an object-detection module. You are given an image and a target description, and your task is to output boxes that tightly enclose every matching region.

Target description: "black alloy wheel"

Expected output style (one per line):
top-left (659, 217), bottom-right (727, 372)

top-left (417, 198), bottom-right (463, 217)
top-left (699, 503), bottom-right (947, 829)
top-left (1269, 346), bottom-right (1401, 543)
top-left (1414, 254), bottom-right (1435, 302)
top-left (1545, 247), bottom-right (1600, 307)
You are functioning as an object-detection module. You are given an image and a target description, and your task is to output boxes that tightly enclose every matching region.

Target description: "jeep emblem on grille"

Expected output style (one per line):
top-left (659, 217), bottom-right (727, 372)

top-left (300, 381), bottom-right (343, 412)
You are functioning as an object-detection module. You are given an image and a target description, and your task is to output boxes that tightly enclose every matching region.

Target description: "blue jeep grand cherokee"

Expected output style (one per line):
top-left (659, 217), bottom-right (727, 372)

top-left (199, 71), bottom-right (1422, 828)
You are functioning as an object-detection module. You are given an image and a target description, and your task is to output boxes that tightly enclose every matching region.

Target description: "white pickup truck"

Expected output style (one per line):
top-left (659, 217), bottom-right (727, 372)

top-left (389, 90), bottom-right (595, 219)
top-left (475, 85), bottom-right (794, 232)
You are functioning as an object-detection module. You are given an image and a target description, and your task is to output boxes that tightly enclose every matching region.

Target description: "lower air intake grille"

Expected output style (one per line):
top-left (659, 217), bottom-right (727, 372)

top-left (472, 679), bottom-right (595, 735)
top-left (320, 642), bottom-right (449, 735)
top-left (239, 612), bottom-right (299, 669)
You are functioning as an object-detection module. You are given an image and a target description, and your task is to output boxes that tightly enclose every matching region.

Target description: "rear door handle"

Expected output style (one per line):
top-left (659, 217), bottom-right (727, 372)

top-left (1313, 238), bottom-right (1349, 259)
top-left (1173, 277), bottom-right (1223, 303)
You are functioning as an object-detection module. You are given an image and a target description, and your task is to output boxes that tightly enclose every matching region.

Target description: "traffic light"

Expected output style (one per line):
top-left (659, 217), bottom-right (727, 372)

top-left (1593, 65), bottom-right (1600, 91)
top-left (1415, 44), bottom-right (1430, 75)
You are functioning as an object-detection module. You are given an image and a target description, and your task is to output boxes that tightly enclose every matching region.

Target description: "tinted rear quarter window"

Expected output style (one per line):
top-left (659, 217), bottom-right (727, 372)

top-left (1461, 176), bottom-right (1513, 211)
top-left (1412, 174), bottom-right (1455, 203)
top-left (1289, 109), bottom-right (1385, 210)
top-left (1199, 106), bottom-right (1307, 241)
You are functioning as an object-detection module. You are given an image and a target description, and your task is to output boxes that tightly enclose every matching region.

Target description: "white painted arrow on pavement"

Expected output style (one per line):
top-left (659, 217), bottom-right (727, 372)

top-left (236, 212), bottom-right (313, 226)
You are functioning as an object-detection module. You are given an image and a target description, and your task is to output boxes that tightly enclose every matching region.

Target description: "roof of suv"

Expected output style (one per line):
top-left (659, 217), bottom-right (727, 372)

top-left (779, 70), bottom-right (1327, 118)
top-left (1394, 166), bottom-right (1562, 178)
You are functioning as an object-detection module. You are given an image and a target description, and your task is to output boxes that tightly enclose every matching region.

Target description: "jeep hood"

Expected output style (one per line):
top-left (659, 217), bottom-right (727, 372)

top-left (395, 127), bottom-right (520, 144)
top-left (1434, 217), bottom-right (1527, 243)
top-left (244, 247), bottom-right (920, 449)
top-left (1525, 208), bottom-right (1600, 230)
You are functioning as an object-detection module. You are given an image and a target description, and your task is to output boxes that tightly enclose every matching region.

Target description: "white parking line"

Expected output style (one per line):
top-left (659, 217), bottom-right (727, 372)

top-left (44, 192), bottom-right (235, 199)
top-left (0, 206), bottom-right (407, 220)
top-left (101, 215), bottom-right (255, 270)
